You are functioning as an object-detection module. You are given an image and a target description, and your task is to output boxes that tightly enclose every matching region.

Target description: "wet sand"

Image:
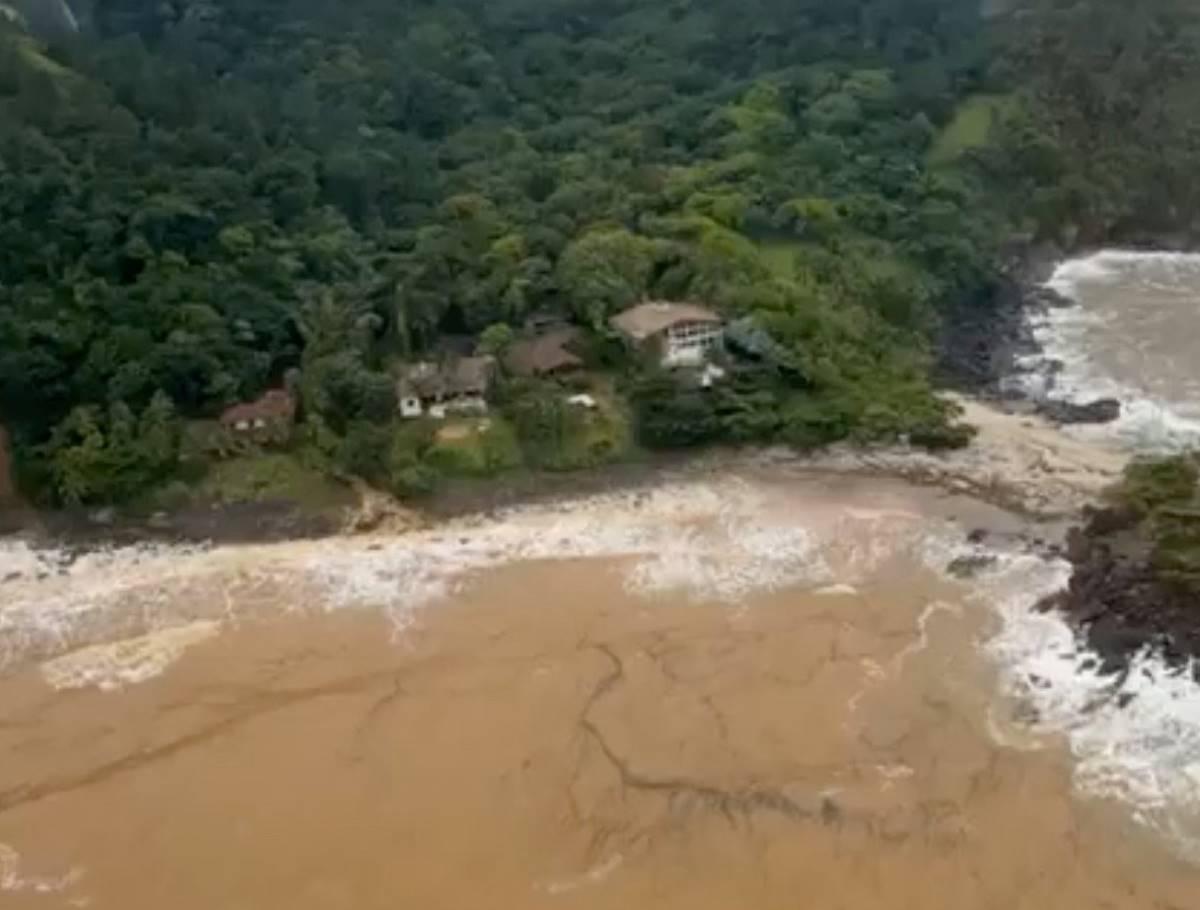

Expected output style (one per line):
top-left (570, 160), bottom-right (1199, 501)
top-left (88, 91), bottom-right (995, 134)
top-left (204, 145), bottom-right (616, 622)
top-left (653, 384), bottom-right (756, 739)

top-left (1, 476), bottom-right (1197, 907)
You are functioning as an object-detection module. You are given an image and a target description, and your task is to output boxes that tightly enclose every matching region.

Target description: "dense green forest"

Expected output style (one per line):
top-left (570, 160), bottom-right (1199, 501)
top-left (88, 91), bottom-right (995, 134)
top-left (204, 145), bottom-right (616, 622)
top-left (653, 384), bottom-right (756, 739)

top-left (1, 0), bottom-right (1197, 507)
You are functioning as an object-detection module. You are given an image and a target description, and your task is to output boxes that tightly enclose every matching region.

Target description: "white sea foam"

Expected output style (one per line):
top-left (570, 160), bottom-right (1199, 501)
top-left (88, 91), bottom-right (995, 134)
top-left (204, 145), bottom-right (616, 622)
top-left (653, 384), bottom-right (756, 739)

top-left (0, 537), bottom-right (218, 673)
top-left (40, 621), bottom-right (220, 691)
top-left (304, 482), bottom-right (925, 622)
top-left (0, 843), bottom-right (83, 896)
top-left (1, 480), bottom-right (945, 679)
top-left (1046, 249), bottom-right (1200, 295)
top-left (1019, 250), bottom-right (1200, 452)
top-left (961, 546), bottom-right (1200, 859)
top-left (538, 854), bottom-right (624, 895)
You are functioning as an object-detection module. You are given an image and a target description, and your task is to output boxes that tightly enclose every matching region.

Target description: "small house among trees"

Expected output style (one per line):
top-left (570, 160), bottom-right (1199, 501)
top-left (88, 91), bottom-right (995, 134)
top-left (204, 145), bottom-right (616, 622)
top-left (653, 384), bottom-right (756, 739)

top-left (397, 356), bottom-right (496, 419)
top-left (219, 389), bottom-right (296, 444)
top-left (610, 302), bottom-right (724, 368)
top-left (504, 326), bottom-right (584, 378)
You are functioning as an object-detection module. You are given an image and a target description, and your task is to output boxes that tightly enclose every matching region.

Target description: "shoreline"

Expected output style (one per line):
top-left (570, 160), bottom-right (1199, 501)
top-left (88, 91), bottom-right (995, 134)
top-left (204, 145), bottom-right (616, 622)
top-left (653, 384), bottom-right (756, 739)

top-left (0, 395), bottom-right (1128, 554)
top-left (2, 236), bottom-right (1135, 553)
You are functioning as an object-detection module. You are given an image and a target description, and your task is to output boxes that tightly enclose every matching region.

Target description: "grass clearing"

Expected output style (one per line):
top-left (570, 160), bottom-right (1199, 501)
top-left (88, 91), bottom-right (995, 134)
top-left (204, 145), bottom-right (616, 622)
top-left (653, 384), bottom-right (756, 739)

top-left (426, 417), bottom-right (523, 477)
top-left (190, 452), bottom-right (352, 509)
top-left (929, 94), bottom-right (1015, 165)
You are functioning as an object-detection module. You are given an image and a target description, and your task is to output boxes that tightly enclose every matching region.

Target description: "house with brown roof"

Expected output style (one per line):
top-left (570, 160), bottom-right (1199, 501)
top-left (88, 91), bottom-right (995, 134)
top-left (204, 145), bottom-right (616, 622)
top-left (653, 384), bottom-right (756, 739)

top-left (610, 301), bottom-right (724, 368)
top-left (219, 389), bottom-right (296, 444)
top-left (504, 326), bottom-right (584, 378)
top-left (397, 356), bottom-right (496, 419)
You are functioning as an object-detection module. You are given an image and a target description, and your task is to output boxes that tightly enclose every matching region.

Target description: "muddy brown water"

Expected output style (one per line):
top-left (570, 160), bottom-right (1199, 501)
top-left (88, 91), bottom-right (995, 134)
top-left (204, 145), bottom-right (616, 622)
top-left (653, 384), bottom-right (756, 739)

top-left (1, 476), bottom-right (1197, 908)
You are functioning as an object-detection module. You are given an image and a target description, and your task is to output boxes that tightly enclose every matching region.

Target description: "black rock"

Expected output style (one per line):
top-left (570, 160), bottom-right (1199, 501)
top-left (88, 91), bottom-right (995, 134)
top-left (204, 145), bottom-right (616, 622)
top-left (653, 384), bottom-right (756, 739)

top-left (946, 554), bottom-right (998, 579)
top-left (1037, 397), bottom-right (1122, 425)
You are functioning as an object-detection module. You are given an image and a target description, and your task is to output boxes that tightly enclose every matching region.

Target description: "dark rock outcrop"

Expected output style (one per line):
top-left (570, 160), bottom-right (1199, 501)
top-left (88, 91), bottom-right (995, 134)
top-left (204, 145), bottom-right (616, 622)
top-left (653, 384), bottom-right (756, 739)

top-left (1045, 517), bottom-right (1200, 674)
top-left (936, 240), bottom-right (1063, 393)
top-left (947, 553), bottom-right (998, 579)
top-left (1036, 397), bottom-right (1121, 425)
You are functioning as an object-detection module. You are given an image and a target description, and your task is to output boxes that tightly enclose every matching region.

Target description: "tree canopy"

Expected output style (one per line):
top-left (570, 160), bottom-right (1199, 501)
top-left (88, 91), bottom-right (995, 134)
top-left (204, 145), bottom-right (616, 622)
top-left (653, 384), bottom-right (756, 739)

top-left (0, 0), bottom-right (1194, 504)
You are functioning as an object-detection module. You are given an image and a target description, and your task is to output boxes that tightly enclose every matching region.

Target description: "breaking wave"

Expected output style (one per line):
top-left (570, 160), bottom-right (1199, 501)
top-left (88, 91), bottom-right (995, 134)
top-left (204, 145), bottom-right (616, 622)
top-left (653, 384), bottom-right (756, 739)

top-left (953, 541), bottom-right (1200, 861)
top-left (0, 480), bottom-right (953, 683)
top-left (1017, 250), bottom-right (1200, 452)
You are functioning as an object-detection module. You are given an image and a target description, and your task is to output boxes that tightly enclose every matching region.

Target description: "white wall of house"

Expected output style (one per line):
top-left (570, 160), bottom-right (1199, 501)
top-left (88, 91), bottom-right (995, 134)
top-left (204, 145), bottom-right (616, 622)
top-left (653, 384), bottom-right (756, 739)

top-left (443, 395), bottom-right (488, 416)
top-left (661, 322), bottom-right (723, 367)
top-left (399, 393), bottom-right (488, 420)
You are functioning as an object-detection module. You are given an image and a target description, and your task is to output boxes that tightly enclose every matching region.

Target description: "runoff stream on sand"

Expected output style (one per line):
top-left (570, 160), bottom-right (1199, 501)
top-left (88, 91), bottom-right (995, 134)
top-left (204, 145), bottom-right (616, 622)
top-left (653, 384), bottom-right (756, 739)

top-left (3, 466), bottom-right (1200, 909)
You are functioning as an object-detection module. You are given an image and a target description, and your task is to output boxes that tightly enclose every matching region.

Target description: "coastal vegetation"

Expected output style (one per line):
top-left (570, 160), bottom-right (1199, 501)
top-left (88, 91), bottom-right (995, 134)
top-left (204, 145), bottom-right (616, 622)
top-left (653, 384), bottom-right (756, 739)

top-left (1050, 455), bottom-right (1200, 672)
top-left (0, 0), bottom-right (1197, 508)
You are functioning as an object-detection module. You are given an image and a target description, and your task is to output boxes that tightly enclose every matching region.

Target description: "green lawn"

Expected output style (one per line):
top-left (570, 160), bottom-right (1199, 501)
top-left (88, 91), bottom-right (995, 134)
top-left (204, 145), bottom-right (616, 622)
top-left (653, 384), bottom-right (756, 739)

top-left (928, 94), bottom-right (1015, 166)
top-left (426, 417), bottom-right (523, 477)
top-left (190, 452), bottom-right (352, 509)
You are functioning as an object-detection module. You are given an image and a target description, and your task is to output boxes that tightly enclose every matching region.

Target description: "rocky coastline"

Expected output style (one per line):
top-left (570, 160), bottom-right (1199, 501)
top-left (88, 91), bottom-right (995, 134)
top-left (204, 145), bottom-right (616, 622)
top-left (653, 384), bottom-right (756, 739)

top-left (942, 241), bottom-right (1200, 681)
top-left (936, 239), bottom-right (1124, 429)
top-left (1039, 456), bottom-right (1200, 678)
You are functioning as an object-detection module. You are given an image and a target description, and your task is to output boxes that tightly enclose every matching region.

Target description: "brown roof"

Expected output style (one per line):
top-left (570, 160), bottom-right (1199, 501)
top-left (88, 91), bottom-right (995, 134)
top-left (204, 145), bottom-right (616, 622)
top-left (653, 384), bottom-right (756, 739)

top-left (609, 302), bottom-right (721, 341)
top-left (398, 356), bottom-right (495, 400)
top-left (504, 327), bottom-right (584, 377)
top-left (220, 389), bottom-right (296, 426)
top-left (397, 362), bottom-right (445, 400)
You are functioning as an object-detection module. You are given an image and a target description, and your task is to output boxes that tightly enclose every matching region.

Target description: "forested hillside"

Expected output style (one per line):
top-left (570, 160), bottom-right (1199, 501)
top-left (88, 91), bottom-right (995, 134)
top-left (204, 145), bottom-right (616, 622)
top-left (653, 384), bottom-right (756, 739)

top-left (0, 0), bottom-right (1196, 507)
top-left (994, 0), bottom-right (1200, 240)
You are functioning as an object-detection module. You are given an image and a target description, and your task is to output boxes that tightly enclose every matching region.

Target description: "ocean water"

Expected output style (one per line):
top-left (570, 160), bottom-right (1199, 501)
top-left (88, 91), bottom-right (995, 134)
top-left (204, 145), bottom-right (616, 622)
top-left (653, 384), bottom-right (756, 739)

top-left (996, 248), bottom-right (1200, 857)
top-left (1, 475), bottom-right (1199, 907)
top-left (1019, 250), bottom-right (1200, 450)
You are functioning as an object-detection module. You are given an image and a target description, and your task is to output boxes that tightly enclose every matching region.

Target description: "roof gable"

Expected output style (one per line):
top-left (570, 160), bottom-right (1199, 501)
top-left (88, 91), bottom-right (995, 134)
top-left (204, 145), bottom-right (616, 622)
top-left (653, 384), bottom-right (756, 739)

top-left (610, 302), bottom-right (721, 341)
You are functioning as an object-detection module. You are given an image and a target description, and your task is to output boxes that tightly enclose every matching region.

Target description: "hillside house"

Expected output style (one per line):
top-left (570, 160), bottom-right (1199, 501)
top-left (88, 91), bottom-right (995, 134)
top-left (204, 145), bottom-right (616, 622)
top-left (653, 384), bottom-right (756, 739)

top-left (504, 326), bottom-right (584, 378)
top-left (610, 302), bottom-right (723, 368)
top-left (397, 356), bottom-right (496, 419)
top-left (219, 389), bottom-right (296, 444)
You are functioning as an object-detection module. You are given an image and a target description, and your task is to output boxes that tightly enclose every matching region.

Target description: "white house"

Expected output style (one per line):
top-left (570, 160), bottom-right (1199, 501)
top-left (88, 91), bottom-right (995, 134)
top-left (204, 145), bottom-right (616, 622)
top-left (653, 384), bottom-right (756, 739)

top-left (610, 302), bottom-right (724, 368)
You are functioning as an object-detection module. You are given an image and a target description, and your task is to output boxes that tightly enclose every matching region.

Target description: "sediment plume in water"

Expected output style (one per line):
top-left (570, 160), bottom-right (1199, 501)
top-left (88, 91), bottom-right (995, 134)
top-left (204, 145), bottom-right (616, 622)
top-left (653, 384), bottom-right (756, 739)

top-left (1, 473), bottom-right (1199, 907)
